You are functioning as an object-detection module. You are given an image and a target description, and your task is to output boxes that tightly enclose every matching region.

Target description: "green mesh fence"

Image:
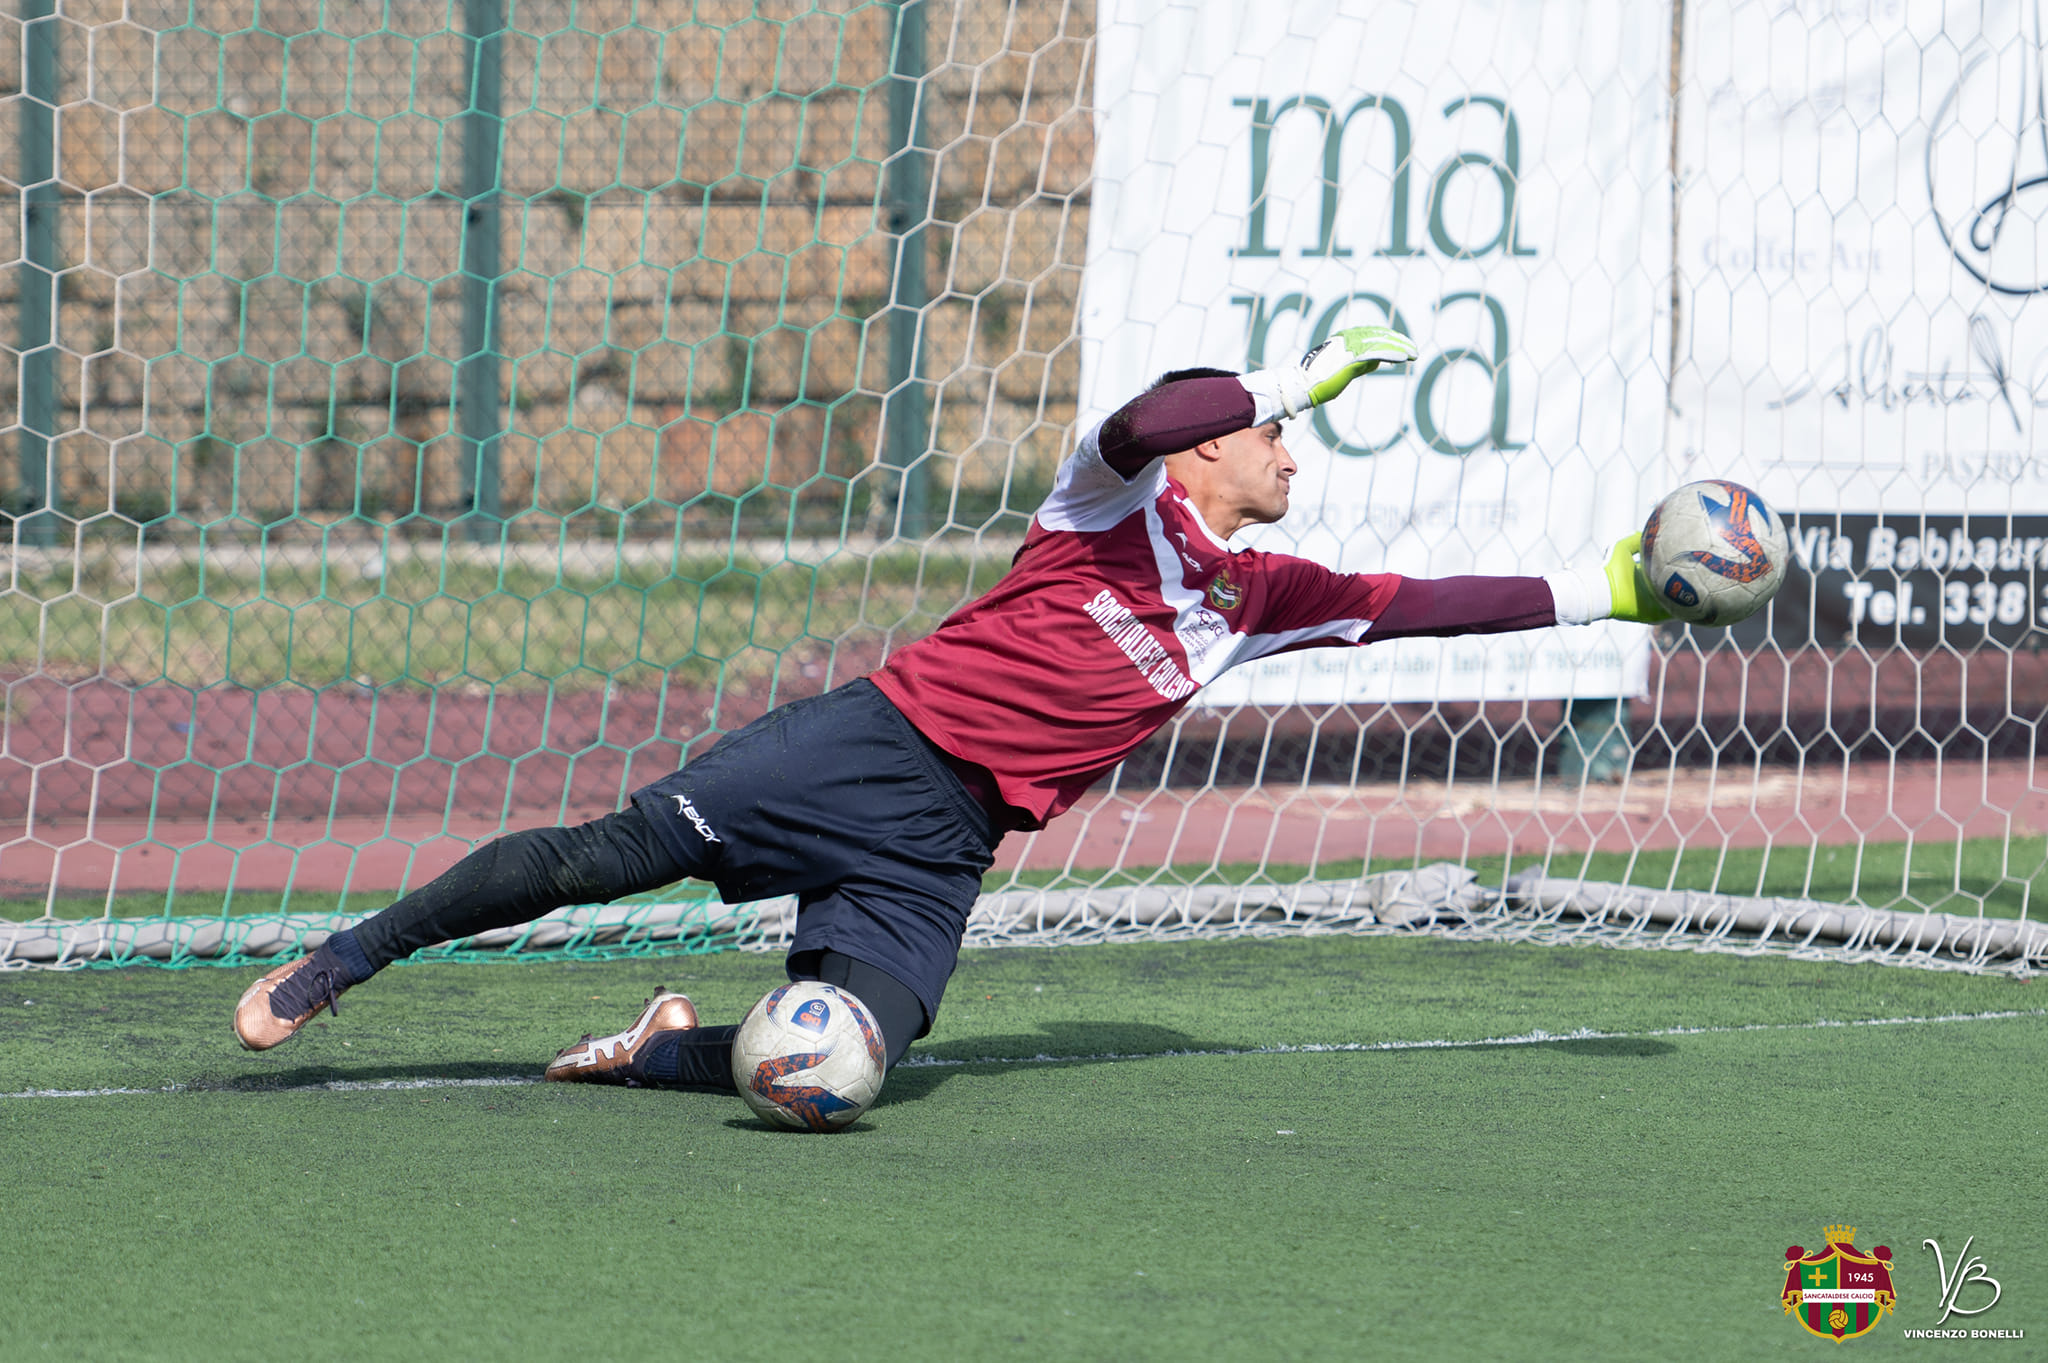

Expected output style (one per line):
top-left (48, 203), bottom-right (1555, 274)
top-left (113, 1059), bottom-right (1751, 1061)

top-left (0, 0), bottom-right (1089, 959)
top-left (11, 3), bottom-right (2045, 978)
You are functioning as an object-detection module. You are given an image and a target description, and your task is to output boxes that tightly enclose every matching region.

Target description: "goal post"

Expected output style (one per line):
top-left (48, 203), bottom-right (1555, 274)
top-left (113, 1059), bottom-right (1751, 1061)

top-left (2, 0), bottom-right (2043, 976)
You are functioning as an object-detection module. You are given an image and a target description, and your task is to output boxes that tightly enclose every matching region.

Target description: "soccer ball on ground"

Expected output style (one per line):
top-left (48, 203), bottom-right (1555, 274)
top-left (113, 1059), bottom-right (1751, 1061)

top-left (1641, 479), bottom-right (1790, 626)
top-left (731, 981), bottom-right (886, 1132)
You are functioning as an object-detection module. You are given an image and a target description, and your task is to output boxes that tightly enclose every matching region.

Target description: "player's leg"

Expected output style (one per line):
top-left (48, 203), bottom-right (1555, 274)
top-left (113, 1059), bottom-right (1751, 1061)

top-left (796, 948), bottom-right (929, 1072)
top-left (543, 948), bottom-right (928, 1089)
top-left (603, 812), bottom-right (988, 1095)
top-left (233, 804), bottom-right (692, 1050)
top-left (231, 683), bottom-right (881, 1051)
top-left (546, 679), bottom-right (997, 1097)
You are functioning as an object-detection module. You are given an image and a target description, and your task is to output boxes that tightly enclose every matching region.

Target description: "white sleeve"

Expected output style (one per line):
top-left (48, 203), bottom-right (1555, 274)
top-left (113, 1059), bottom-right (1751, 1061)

top-left (1542, 564), bottom-right (1614, 625)
top-left (1034, 420), bottom-right (1169, 533)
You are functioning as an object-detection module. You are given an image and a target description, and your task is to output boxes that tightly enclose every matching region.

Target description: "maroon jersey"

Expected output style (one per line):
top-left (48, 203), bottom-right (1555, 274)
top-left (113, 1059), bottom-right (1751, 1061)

top-left (870, 376), bottom-right (1557, 827)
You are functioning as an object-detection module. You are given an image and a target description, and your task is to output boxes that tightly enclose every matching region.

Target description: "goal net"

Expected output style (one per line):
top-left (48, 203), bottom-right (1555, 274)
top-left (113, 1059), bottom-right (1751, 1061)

top-left (4, 0), bottom-right (2044, 976)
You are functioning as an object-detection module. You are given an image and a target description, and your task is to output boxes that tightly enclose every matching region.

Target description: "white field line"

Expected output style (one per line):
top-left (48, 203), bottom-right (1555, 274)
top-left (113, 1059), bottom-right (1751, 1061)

top-left (6, 1007), bottom-right (2043, 1100)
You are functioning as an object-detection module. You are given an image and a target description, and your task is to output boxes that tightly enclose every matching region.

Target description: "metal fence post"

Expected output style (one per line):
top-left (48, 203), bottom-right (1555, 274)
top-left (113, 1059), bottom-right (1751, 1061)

top-left (457, 0), bottom-right (505, 541)
top-left (881, 0), bottom-right (931, 540)
top-left (16, 0), bottom-right (59, 548)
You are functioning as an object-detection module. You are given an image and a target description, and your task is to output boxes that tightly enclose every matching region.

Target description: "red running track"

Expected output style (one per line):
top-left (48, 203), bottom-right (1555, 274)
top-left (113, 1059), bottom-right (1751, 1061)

top-left (7, 759), bottom-right (2044, 902)
top-left (3, 648), bottom-right (2043, 900)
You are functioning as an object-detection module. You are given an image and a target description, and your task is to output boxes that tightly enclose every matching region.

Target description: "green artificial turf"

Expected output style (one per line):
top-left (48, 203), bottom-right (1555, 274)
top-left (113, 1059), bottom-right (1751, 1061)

top-left (1, 936), bottom-right (2042, 1361)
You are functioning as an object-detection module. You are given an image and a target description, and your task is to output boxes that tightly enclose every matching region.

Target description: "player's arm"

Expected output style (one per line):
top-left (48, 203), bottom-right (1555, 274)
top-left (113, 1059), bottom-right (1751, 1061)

top-left (1368, 575), bottom-right (1556, 639)
top-left (1542, 533), bottom-right (1671, 625)
top-left (1096, 376), bottom-right (1257, 477)
top-left (1239, 559), bottom-right (1547, 647)
top-left (1097, 326), bottom-right (1417, 478)
top-left (1248, 533), bottom-right (1667, 649)
top-left (1373, 536), bottom-right (1671, 638)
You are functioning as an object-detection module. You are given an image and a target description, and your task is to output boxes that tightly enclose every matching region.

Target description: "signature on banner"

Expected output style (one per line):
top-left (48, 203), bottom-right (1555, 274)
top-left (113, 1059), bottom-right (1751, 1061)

top-left (1762, 317), bottom-right (2041, 434)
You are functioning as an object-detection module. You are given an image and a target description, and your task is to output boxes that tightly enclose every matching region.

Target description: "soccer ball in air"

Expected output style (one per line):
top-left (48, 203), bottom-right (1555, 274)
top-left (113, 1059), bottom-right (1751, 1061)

top-left (731, 981), bottom-right (887, 1132)
top-left (1641, 479), bottom-right (1790, 626)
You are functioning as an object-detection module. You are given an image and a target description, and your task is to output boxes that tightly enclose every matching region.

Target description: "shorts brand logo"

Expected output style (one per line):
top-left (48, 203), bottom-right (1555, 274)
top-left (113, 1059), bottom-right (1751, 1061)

top-left (671, 793), bottom-right (722, 844)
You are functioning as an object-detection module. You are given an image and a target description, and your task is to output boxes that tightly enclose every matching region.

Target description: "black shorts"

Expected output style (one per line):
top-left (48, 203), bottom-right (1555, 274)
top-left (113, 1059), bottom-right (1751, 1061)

top-left (631, 679), bottom-right (998, 1036)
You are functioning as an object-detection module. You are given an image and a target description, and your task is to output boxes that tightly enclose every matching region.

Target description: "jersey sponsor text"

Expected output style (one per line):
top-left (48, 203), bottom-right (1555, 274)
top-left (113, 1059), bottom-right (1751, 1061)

top-left (1083, 588), bottom-right (1199, 701)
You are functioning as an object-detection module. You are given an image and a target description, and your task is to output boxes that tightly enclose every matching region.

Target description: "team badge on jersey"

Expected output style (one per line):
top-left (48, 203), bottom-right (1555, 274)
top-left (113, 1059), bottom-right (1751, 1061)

top-left (1781, 1226), bottom-right (1895, 1341)
top-left (1205, 571), bottom-right (1242, 611)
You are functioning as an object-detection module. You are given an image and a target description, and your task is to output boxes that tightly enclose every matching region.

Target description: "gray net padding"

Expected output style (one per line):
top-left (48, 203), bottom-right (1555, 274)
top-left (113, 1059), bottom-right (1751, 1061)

top-left (7, 866), bottom-right (2039, 977)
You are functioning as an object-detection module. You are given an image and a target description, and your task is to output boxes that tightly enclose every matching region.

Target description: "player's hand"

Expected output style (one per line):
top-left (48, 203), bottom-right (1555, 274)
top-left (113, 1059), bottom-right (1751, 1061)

top-left (1299, 325), bottom-right (1418, 408)
top-left (1604, 533), bottom-right (1671, 624)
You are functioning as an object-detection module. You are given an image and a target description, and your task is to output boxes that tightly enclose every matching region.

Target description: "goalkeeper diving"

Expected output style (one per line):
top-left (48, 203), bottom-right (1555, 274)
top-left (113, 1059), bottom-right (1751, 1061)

top-left (233, 325), bottom-right (1667, 1097)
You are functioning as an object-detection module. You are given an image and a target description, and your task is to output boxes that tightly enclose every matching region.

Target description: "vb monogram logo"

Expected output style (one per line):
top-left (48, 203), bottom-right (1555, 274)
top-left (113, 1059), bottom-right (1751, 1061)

top-left (1925, 1236), bottom-right (2002, 1326)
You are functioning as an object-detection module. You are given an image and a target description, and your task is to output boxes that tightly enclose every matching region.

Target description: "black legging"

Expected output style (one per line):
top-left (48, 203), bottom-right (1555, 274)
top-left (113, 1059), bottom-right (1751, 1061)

top-left (352, 807), bottom-right (687, 969)
top-left (346, 806), bottom-right (927, 1085)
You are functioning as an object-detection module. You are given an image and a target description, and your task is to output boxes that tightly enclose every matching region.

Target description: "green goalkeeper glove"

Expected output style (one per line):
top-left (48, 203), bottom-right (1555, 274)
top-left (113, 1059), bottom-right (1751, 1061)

top-left (1246, 325), bottom-right (1418, 418)
top-left (1604, 532), bottom-right (1671, 624)
top-left (1300, 325), bottom-right (1417, 408)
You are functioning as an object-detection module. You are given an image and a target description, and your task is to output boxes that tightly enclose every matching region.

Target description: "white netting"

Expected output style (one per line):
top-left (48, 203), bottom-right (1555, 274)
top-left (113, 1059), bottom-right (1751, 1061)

top-left (2, 1), bottom-right (2042, 971)
top-left (10, 866), bottom-right (2045, 976)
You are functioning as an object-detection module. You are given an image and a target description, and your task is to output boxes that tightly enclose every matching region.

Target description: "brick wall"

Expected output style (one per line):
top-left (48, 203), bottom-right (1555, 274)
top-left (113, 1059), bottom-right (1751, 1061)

top-left (0, 0), bottom-right (1093, 541)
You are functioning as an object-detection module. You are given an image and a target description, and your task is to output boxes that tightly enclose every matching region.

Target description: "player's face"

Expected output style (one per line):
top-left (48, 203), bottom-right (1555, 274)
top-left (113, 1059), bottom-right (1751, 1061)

top-left (1216, 421), bottom-right (1295, 529)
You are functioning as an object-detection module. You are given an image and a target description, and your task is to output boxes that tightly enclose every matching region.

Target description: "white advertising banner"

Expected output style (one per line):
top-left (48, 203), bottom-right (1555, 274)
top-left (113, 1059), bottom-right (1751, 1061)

top-left (1674, 0), bottom-right (2048, 652)
top-left (1081, 0), bottom-right (1671, 705)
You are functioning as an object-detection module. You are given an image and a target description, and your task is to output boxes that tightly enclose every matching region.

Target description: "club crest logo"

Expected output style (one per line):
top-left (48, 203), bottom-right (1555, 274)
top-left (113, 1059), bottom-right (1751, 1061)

top-left (791, 998), bottom-right (831, 1034)
top-left (1205, 571), bottom-right (1242, 611)
top-left (1782, 1225), bottom-right (1895, 1342)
